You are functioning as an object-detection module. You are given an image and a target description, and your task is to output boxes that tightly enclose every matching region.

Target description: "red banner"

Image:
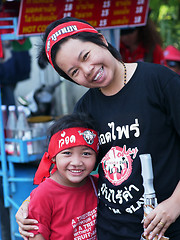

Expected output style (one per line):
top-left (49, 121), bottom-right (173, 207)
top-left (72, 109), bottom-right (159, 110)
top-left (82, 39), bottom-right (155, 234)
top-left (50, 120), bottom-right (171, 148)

top-left (17, 0), bottom-right (149, 36)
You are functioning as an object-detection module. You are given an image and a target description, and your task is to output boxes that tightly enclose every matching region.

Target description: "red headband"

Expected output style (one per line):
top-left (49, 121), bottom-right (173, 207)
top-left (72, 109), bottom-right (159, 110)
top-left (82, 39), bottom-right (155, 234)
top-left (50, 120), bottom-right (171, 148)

top-left (34, 127), bottom-right (99, 184)
top-left (45, 21), bottom-right (98, 67)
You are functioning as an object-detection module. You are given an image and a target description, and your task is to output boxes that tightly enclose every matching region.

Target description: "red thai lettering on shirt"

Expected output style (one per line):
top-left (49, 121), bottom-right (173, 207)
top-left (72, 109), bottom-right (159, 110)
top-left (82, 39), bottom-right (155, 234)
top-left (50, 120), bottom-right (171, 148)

top-left (101, 146), bottom-right (138, 186)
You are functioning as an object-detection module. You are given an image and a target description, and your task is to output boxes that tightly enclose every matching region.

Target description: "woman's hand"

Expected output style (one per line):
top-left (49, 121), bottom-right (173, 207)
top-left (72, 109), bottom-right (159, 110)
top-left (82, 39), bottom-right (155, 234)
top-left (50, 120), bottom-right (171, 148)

top-left (15, 197), bottom-right (39, 240)
top-left (143, 195), bottom-right (180, 239)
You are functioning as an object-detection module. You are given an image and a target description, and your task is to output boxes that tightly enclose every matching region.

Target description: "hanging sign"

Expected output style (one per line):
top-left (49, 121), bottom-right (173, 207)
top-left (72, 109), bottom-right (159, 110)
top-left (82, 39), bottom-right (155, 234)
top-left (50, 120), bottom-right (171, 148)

top-left (17, 0), bottom-right (149, 36)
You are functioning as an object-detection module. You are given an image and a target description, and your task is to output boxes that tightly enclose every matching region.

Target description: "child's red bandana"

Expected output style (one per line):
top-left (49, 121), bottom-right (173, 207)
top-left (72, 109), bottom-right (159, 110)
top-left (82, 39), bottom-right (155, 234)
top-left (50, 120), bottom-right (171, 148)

top-left (45, 21), bottom-right (98, 67)
top-left (34, 127), bottom-right (99, 184)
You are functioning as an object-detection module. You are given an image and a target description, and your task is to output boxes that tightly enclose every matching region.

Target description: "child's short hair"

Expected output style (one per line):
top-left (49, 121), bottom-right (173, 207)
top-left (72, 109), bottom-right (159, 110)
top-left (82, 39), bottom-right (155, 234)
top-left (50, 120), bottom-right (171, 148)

top-left (48, 112), bottom-right (98, 142)
top-left (34, 112), bottom-right (99, 184)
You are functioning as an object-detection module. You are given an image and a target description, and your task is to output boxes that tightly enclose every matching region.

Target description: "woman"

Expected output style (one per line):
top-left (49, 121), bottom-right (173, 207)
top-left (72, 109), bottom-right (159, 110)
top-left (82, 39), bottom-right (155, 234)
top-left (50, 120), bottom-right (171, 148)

top-left (120, 18), bottom-right (164, 64)
top-left (16, 17), bottom-right (180, 240)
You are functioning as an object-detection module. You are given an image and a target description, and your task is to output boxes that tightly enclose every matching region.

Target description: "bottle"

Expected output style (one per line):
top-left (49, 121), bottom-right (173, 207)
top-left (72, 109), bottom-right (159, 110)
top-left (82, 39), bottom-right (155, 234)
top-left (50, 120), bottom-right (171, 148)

top-left (16, 105), bottom-right (33, 155)
top-left (1, 105), bottom-right (8, 130)
top-left (0, 105), bottom-right (8, 153)
top-left (5, 105), bottom-right (17, 155)
top-left (139, 154), bottom-right (169, 240)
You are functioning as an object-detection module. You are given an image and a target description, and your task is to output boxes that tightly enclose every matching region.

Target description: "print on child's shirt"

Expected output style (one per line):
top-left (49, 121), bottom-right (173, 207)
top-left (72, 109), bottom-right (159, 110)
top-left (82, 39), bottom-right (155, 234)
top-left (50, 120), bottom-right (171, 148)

top-left (72, 207), bottom-right (97, 240)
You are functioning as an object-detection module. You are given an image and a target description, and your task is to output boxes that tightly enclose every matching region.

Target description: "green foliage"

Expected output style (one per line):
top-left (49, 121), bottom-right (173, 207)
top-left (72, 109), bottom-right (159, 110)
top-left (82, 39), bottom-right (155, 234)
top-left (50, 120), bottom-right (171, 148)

top-left (149, 0), bottom-right (180, 49)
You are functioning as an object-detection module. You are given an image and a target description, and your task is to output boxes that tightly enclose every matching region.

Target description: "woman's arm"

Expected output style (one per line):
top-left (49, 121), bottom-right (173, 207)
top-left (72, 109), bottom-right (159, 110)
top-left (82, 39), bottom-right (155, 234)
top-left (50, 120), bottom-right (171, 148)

top-left (29, 234), bottom-right (45, 240)
top-left (15, 196), bottom-right (39, 240)
top-left (143, 180), bottom-right (180, 240)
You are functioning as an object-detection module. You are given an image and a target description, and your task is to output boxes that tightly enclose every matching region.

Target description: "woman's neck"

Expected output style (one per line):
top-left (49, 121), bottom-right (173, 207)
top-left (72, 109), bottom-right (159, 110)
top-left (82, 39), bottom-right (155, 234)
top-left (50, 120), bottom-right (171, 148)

top-left (100, 61), bottom-right (125, 96)
top-left (100, 62), bottom-right (137, 96)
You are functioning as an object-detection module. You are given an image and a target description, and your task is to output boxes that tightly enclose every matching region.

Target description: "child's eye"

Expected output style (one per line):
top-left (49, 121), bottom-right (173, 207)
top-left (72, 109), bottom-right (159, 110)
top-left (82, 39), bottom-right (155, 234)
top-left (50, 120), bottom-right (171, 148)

top-left (62, 151), bottom-right (71, 155)
top-left (83, 151), bottom-right (91, 156)
top-left (83, 52), bottom-right (89, 61)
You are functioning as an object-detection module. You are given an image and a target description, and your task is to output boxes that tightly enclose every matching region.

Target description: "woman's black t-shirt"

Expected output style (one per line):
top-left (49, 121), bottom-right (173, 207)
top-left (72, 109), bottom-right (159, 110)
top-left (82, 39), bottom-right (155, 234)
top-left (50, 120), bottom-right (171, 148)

top-left (74, 62), bottom-right (180, 239)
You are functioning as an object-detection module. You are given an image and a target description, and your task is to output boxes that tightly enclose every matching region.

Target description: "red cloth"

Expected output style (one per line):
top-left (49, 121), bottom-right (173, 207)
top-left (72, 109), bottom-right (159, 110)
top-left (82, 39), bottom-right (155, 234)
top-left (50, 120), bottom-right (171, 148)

top-left (46, 21), bottom-right (98, 67)
top-left (164, 45), bottom-right (180, 62)
top-left (29, 176), bottom-right (98, 240)
top-left (120, 42), bottom-right (164, 65)
top-left (0, 35), bottom-right (3, 58)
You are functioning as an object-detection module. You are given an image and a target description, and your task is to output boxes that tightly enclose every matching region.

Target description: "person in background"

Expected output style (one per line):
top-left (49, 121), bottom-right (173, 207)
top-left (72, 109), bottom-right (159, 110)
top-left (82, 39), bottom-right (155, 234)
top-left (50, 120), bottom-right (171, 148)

top-left (0, 38), bottom-right (31, 240)
top-left (120, 17), bottom-right (164, 64)
top-left (0, 38), bottom-right (31, 106)
top-left (15, 17), bottom-right (180, 240)
top-left (18, 112), bottom-right (99, 240)
top-left (164, 45), bottom-right (180, 75)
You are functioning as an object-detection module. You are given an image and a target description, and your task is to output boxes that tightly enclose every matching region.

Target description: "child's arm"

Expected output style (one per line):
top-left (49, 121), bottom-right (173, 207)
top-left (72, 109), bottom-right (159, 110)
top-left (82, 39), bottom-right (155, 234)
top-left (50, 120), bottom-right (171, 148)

top-left (29, 233), bottom-right (45, 240)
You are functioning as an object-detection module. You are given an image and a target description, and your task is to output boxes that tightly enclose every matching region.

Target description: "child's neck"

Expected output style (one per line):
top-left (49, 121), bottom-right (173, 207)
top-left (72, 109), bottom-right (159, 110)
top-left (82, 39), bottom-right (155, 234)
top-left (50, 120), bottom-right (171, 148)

top-left (50, 171), bottom-right (88, 188)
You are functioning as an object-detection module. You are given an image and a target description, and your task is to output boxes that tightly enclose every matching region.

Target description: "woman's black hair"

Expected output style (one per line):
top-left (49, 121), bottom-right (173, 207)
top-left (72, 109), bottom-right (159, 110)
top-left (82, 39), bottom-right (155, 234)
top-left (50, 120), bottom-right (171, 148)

top-left (38, 17), bottom-right (122, 83)
top-left (137, 18), bottom-right (163, 49)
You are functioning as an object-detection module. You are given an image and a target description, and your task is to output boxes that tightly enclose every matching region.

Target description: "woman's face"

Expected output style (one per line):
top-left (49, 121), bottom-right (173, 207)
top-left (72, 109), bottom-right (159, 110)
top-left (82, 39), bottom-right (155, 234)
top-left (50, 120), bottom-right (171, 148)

top-left (55, 38), bottom-right (119, 89)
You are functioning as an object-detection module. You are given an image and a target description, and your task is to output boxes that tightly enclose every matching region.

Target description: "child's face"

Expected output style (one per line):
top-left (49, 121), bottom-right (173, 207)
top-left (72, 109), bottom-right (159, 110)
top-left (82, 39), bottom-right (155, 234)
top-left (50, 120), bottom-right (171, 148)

top-left (52, 145), bottom-right (96, 187)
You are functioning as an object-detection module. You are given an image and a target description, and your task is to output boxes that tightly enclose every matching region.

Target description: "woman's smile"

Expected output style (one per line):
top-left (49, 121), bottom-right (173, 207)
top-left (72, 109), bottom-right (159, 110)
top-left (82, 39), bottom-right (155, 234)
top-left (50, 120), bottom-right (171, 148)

top-left (93, 66), bottom-right (104, 81)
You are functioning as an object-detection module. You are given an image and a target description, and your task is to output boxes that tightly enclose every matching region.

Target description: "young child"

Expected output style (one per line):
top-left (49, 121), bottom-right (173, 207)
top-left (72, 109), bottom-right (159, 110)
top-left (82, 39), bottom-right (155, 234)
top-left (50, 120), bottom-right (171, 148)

top-left (28, 112), bottom-right (99, 240)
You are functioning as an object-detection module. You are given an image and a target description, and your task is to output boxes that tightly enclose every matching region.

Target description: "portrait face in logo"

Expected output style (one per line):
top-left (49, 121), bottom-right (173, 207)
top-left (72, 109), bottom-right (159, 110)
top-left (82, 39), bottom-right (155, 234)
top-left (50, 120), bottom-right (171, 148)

top-left (101, 146), bottom-right (133, 186)
top-left (79, 130), bottom-right (97, 145)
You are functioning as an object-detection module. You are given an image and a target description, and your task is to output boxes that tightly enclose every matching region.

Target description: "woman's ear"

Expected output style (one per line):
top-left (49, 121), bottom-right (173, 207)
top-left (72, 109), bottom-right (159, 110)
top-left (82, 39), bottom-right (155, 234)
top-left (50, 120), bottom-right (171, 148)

top-left (98, 33), bottom-right (108, 46)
